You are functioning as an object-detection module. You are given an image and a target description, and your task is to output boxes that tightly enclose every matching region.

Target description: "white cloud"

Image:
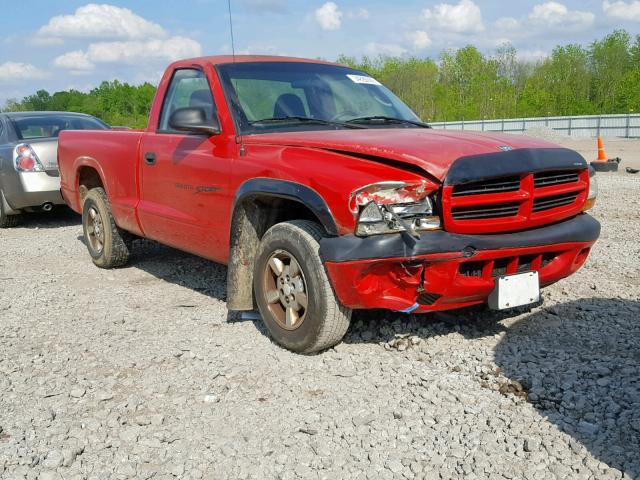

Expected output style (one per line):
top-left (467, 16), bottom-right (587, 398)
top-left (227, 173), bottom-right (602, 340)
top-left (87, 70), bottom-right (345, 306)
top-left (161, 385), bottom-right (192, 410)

top-left (365, 42), bottom-right (408, 57)
top-left (53, 50), bottom-right (96, 74)
top-left (529, 1), bottom-right (567, 22)
top-left (0, 62), bottom-right (48, 83)
top-left (38, 3), bottom-right (166, 40)
top-left (529, 2), bottom-right (595, 30)
top-left (422, 0), bottom-right (484, 33)
top-left (89, 37), bottom-right (201, 63)
top-left (408, 30), bottom-right (432, 50)
top-left (603, 0), bottom-right (640, 21)
top-left (53, 36), bottom-right (202, 72)
top-left (315, 2), bottom-right (343, 30)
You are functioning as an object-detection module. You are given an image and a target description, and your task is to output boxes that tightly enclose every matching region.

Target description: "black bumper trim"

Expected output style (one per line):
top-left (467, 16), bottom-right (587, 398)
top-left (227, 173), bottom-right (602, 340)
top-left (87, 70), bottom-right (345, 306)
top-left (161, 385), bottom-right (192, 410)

top-left (319, 214), bottom-right (601, 263)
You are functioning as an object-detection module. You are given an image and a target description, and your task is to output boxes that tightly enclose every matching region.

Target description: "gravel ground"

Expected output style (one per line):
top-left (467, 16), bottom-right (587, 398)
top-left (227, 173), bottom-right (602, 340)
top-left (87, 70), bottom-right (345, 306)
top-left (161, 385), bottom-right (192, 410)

top-left (1, 170), bottom-right (639, 480)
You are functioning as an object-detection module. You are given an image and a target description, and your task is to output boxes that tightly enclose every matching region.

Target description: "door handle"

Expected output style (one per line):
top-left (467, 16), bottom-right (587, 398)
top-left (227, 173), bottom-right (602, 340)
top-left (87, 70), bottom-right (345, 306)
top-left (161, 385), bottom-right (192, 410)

top-left (144, 152), bottom-right (156, 165)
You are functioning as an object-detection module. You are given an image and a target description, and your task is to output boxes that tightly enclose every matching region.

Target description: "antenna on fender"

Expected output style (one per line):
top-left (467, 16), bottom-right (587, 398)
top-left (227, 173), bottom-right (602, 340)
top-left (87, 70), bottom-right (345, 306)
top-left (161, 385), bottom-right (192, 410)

top-left (227, 0), bottom-right (236, 62)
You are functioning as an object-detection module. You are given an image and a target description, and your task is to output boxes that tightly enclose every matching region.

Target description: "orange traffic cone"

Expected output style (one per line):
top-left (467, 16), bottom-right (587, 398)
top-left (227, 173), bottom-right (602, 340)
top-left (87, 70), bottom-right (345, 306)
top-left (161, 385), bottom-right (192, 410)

top-left (597, 136), bottom-right (607, 161)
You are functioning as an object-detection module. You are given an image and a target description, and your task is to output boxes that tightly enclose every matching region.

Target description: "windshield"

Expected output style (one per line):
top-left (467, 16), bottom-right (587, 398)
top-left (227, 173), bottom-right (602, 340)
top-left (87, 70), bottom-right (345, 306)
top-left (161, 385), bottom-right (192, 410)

top-left (10, 115), bottom-right (108, 140)
top-left (217, 62), bottom-right (422, 134)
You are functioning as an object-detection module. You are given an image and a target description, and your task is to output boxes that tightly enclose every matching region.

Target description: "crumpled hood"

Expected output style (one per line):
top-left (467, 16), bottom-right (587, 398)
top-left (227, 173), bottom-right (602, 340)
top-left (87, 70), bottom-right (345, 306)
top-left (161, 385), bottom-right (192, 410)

top-left (242, 129), bottom-right (561, 181)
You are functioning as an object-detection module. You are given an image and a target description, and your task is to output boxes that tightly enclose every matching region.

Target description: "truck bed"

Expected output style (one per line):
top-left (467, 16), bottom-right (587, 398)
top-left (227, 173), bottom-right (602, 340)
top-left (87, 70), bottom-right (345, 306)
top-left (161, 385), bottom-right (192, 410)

top-left (58, 129), bottom-right (144, 235)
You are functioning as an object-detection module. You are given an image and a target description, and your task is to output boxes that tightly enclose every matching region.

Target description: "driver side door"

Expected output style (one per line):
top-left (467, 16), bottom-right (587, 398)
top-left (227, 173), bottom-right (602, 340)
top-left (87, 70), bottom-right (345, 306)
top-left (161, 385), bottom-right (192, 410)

top-left (137, 68), bottom-right (231, 263)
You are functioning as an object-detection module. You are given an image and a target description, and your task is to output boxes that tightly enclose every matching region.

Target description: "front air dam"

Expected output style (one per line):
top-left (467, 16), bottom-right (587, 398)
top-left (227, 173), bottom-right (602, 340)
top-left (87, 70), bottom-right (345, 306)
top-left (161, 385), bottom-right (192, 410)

top-left (320, 214), bottom-right (600, 313)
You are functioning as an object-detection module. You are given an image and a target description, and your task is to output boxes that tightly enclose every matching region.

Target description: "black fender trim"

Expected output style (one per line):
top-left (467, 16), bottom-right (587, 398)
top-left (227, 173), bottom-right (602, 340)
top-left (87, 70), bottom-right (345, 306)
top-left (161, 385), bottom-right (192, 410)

top-left (319, 214), bottom-right (600, 263)
top-left (445, 148), bottom-right (588, 185)
top-left (233, 178), bottom-right (338, 235)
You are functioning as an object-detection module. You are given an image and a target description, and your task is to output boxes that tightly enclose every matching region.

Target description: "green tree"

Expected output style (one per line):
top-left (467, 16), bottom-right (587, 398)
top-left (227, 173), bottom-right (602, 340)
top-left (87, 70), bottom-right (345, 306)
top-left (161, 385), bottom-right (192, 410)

top-left (589, 30), bottom-right (633, 113)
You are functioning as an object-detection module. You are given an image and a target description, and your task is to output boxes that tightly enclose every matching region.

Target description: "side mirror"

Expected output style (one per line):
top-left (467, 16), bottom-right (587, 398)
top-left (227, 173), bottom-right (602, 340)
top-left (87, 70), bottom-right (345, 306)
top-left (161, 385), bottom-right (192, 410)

top-left (169, 107), bottom-right (220, 135)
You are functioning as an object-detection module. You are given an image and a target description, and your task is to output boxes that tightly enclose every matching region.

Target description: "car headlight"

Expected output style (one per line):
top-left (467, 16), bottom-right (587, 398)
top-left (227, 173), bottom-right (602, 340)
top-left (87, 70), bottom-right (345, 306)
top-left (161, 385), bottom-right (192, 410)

top-left (583, 167), bottom-right (598, 211)
top-left (349, 180), bottom-right (441, 237)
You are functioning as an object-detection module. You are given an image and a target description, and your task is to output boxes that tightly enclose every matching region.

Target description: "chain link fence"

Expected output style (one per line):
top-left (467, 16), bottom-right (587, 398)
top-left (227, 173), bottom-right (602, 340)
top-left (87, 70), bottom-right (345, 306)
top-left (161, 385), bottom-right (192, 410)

top-left (430, 114), bottom-right (640, 138)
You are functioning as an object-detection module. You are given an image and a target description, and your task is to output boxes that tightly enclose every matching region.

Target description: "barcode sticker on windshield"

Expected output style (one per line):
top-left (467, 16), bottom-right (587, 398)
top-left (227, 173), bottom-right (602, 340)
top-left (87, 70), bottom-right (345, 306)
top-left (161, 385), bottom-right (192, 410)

top-left (347, 74), bottom-right (382, 86)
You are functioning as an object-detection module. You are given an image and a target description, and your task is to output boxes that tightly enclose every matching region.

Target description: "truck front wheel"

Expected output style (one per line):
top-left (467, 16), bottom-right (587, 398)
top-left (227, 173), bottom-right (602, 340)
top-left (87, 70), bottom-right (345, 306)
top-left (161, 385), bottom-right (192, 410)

top-left (82, 187), bottom-right (131, 268)
top-left (254, 220), bottom-right (352, 354)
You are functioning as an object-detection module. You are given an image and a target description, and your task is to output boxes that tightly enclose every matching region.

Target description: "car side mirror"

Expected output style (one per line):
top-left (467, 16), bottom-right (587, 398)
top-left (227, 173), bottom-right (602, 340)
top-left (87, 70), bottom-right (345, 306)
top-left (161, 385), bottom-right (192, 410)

top-left (169, 107), bottom-right (220, 135)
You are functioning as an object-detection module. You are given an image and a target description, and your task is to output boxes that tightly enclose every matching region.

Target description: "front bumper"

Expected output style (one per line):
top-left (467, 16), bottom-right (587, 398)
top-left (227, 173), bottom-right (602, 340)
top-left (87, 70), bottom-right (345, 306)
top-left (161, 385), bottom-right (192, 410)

top-left (2, 171), bottom-right (64, 211)
top-left (320, 214), bottom-right (600, 313)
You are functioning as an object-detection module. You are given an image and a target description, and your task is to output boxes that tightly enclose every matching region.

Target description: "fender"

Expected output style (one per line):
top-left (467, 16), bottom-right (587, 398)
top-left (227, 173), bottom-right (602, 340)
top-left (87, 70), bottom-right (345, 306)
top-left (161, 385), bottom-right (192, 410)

top-left (69, 156), bottom-right (109, 211)
top-left (227, 178), bottom-right (339, 311)
top-left (233, 178), bottom-right (339, 236)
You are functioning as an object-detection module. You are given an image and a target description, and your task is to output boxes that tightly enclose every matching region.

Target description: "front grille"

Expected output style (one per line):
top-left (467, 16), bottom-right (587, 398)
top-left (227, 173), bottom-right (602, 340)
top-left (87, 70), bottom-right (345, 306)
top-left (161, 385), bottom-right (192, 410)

top-left (459, 253), bottom-right (559, 279)
top-left (516, 255), bottom-right (538, 273)
top-left (451, 202), bottom-right (520, 220)
top-left (443, 168), bottom-right (588, 233)
top-left (534, 171), bottom-right (579, 188)
top-left (452, 176), bottom-right (521, 197)
top-left (492, 258), bottom-right (510, 277)
top-left (533, 192), bottom-right (579, 213)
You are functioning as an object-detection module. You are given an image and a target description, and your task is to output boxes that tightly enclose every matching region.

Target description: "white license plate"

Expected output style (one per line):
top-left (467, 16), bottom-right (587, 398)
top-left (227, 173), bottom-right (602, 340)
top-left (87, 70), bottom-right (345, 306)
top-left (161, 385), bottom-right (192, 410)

top-left (488, 271), bottom-right (540, 310)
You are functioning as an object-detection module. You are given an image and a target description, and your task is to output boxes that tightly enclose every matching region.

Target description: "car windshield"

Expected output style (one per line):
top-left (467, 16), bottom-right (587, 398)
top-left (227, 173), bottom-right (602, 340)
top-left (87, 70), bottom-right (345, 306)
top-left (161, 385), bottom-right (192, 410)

top-left (10, 115), bottom-right (108, 140)
top-left (217, 62), bottom-right (423, 134)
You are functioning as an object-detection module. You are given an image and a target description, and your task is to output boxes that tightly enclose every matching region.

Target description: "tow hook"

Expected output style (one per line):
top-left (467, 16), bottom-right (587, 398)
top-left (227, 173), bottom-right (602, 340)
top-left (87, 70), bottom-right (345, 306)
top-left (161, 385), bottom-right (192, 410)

top-left (396, 303), bottom-right (420, 314)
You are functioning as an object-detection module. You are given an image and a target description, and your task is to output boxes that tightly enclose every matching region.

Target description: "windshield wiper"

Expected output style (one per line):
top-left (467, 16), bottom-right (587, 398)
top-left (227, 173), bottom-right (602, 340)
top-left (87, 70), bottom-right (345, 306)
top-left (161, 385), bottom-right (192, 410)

top-left (249, 116), bottom-right (366, 129)
top-left (346, 116), bottom-right (431, 128)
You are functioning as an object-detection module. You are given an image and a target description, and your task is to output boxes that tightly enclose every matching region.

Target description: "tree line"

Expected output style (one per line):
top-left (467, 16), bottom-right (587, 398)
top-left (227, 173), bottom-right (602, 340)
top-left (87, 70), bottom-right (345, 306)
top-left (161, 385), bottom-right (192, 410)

top-left (2, 30), bottom-right (639, 127)
top-left (2, 81), bottom-right (157, 129)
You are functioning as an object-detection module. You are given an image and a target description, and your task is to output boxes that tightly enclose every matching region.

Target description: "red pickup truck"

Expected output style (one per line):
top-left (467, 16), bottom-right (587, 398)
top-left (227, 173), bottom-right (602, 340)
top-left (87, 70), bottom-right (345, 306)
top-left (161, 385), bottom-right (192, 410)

top-left (58, 55), bottom-right (600, 353)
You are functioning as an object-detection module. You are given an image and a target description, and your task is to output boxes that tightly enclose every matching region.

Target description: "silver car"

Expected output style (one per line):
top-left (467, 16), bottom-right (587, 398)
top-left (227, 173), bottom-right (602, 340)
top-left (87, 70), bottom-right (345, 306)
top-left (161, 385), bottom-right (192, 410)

top-left (0, 111), bottom-right (109, 227)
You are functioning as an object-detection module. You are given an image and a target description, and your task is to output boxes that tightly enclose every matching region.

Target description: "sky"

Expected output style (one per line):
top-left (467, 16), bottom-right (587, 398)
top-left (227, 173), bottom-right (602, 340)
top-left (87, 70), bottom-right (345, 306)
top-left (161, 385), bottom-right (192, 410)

top-left (0, 0), bottom-right (638, 104)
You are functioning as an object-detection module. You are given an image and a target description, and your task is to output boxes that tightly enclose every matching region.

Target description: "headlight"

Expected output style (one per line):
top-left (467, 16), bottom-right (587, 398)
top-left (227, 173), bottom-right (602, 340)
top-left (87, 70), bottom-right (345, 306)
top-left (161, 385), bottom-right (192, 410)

top-left (583, 167), bottom-right (598, 211)
top-left (349, 181), bottom-right (441, 237)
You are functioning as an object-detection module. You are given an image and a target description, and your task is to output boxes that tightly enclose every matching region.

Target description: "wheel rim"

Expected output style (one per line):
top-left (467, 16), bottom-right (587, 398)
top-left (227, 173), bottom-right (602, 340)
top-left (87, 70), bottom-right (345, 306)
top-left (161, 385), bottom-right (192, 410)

top-left (86, 205), bottom-right (105, 254)
top-left (262, 249), bottom-right (308, 330)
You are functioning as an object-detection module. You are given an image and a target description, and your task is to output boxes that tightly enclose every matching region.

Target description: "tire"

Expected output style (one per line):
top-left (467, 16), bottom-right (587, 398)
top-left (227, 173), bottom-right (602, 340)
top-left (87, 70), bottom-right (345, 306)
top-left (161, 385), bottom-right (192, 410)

top-left (0, 191), bottom-right (20, 228)
top-left (82, 187), bottom-right (131, 268)
top-left (254, 220), bottom-right (352, 354)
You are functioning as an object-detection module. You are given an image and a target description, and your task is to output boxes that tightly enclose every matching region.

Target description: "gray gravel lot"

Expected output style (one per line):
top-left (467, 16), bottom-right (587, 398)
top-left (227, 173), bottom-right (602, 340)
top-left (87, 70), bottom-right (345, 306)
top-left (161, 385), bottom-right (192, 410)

top-left (1, 172), bottom-right (639, 480)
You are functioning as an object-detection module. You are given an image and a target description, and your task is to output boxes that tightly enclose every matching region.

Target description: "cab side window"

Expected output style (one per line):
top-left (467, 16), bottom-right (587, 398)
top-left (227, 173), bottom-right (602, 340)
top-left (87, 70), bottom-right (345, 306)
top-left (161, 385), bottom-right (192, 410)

top-left (158, 69), bottom-right (216, 132)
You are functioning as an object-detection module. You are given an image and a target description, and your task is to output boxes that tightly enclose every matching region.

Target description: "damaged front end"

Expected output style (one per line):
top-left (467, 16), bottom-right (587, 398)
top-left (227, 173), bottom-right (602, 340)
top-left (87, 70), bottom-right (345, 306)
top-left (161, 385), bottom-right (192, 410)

top-left (320, 214), bottom-right (600, 314)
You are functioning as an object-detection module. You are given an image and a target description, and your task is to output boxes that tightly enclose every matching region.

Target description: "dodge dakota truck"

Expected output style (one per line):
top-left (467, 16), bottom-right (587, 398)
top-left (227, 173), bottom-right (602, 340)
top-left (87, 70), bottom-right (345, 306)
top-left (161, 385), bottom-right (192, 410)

top-left (58, 56), bottom-right (600, 353)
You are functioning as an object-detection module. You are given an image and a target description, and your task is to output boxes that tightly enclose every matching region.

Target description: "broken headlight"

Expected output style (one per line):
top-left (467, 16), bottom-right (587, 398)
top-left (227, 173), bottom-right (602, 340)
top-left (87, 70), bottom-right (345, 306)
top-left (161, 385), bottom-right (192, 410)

top-left (349, 181), bottom-right (441, 237)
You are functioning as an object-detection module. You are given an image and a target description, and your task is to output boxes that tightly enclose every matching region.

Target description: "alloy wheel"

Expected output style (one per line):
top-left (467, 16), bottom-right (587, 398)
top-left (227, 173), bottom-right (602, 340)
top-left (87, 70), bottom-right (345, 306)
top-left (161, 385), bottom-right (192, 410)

top-left (86, 206), bottom-right (105, 254)
top-left (262, 249), bottom-right (308, 330)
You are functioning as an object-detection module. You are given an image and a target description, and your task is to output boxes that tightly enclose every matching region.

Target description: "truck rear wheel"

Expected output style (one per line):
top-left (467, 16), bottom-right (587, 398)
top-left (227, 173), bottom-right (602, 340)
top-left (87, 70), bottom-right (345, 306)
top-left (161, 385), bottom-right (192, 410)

top-left (0, 191), bottom-right (20, 228)
top-left (82, 187), bottom-right (131, 268)
top-left (254, 220), bottom-right (352, 353)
